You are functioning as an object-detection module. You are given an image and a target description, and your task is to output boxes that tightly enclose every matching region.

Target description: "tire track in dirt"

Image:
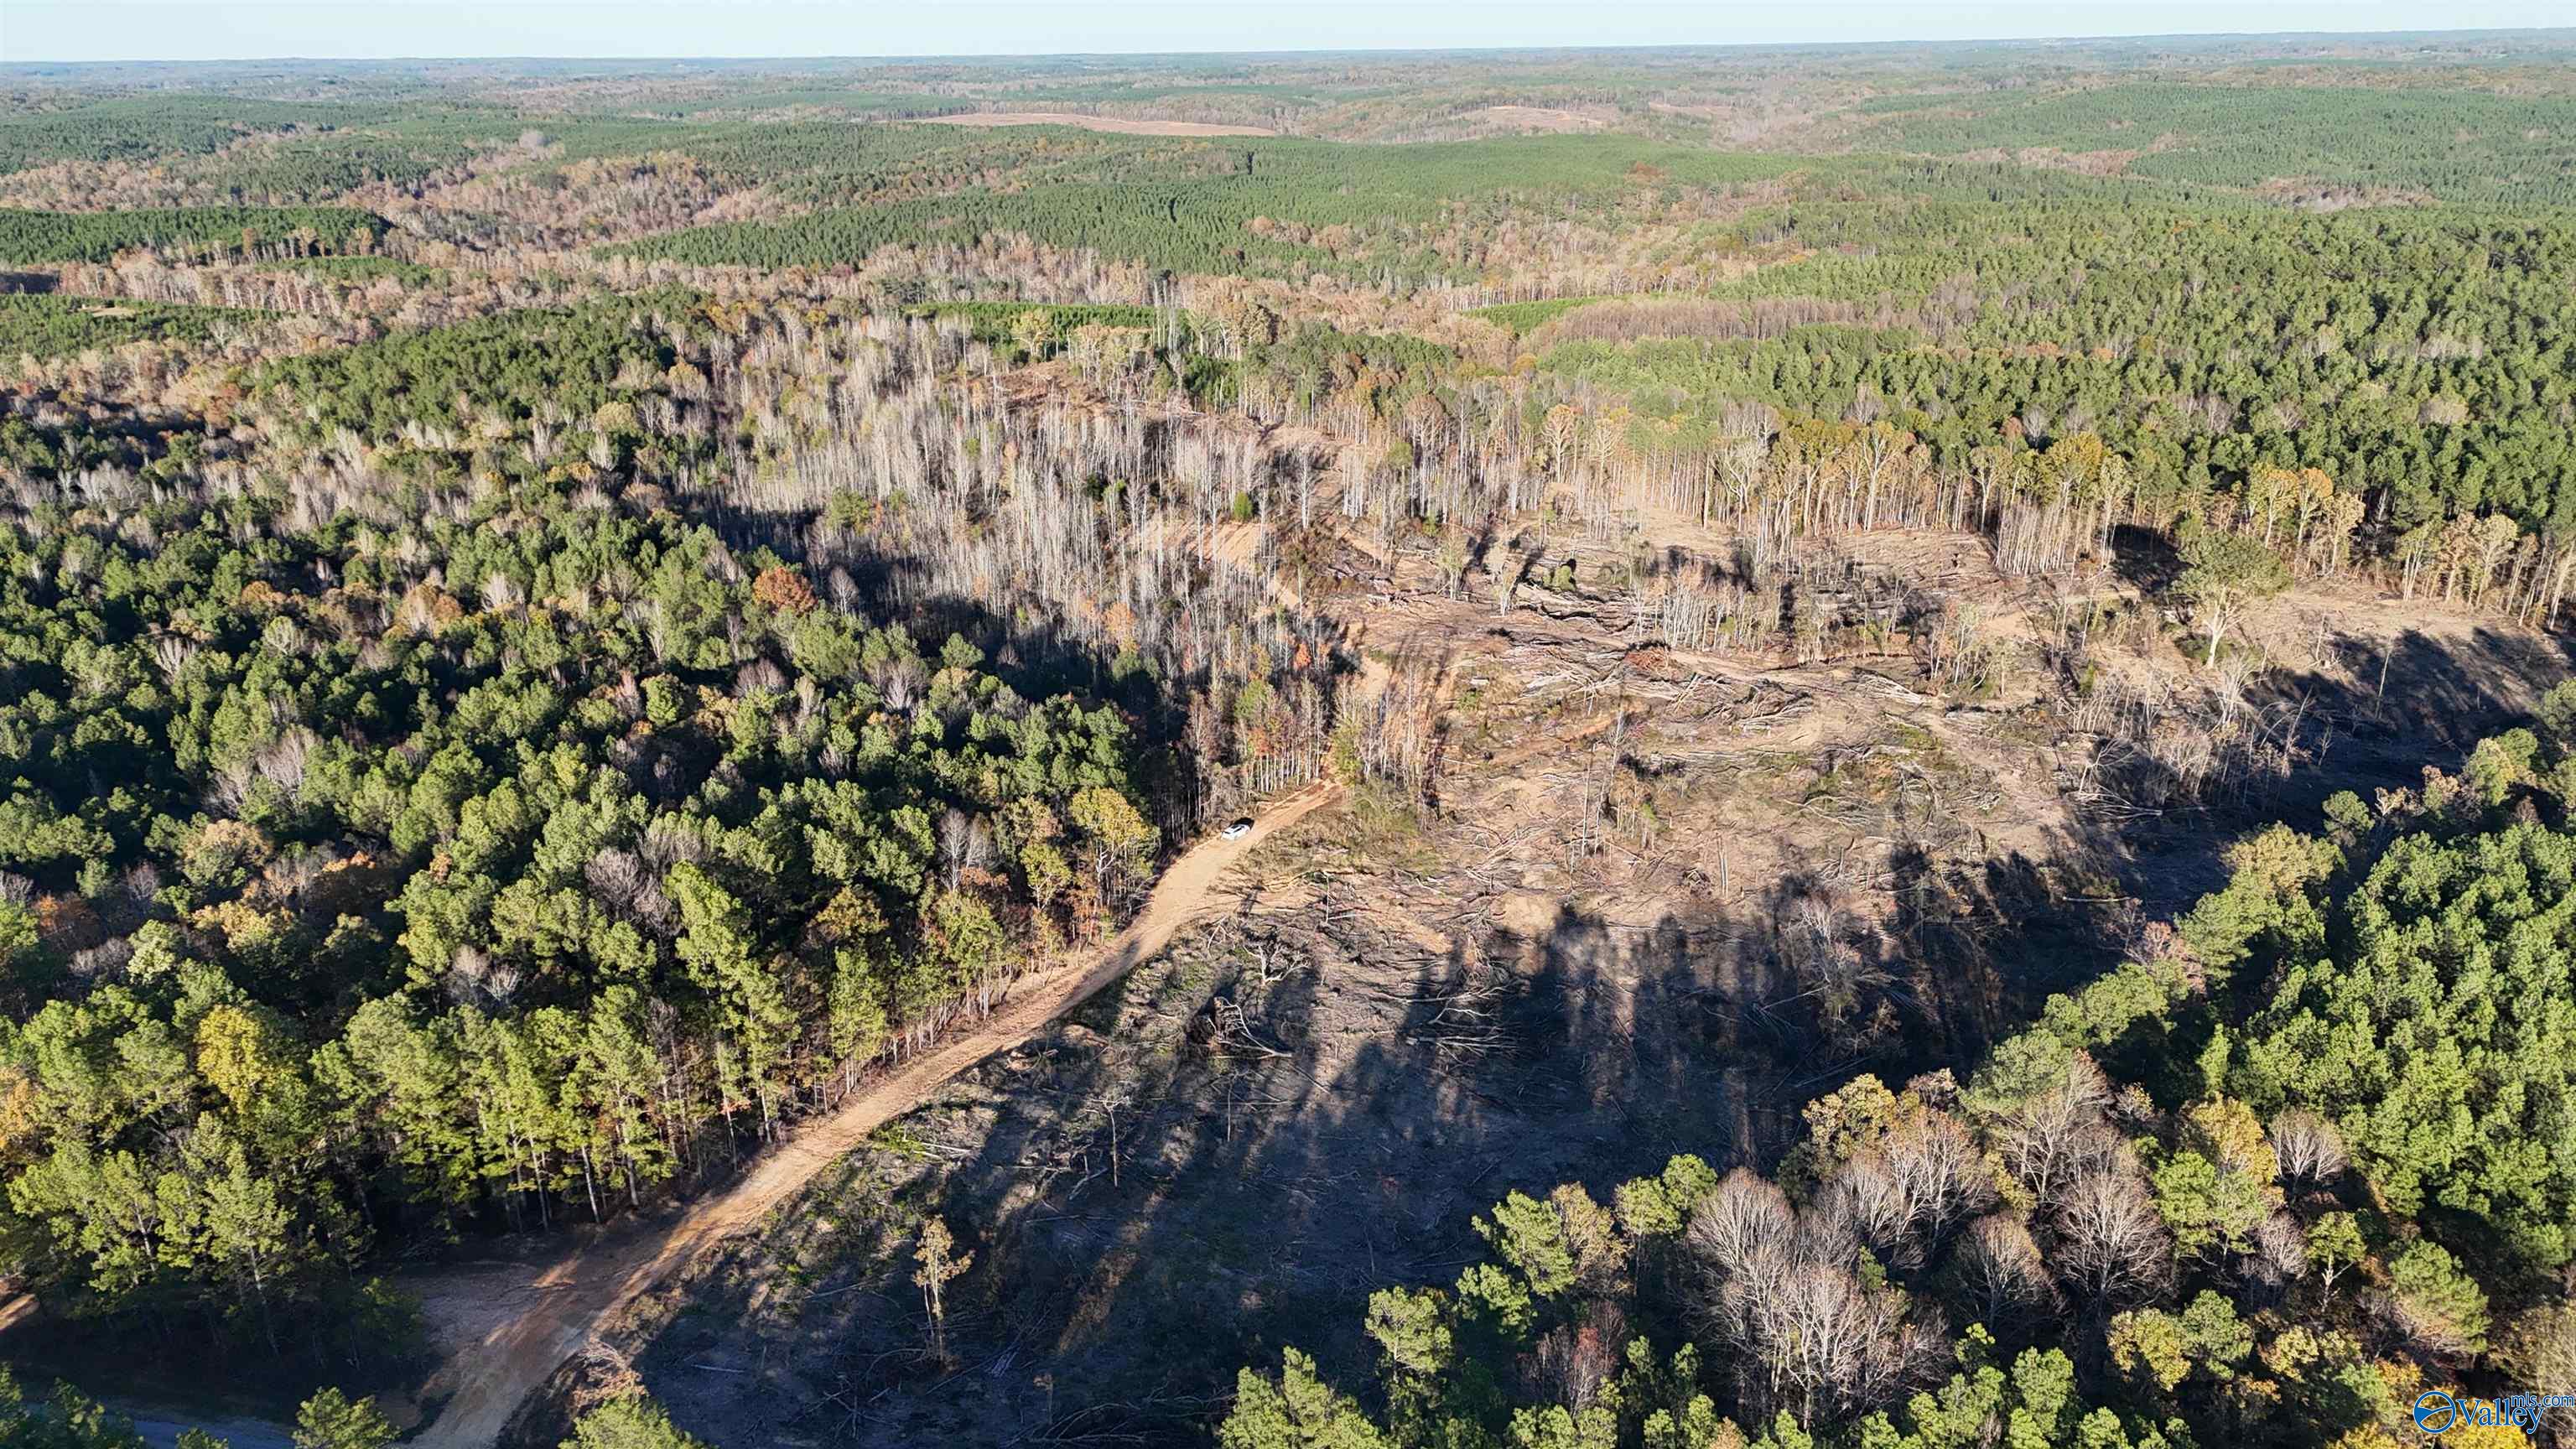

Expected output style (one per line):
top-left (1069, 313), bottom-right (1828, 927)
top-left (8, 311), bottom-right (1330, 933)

top-left (408, 781), bottom-right (1340, 1448)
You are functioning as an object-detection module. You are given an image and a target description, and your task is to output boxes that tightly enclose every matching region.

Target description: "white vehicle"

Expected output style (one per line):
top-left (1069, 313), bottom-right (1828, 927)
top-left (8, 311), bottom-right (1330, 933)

top-left (1221, 817), bottom-right (1255, 840)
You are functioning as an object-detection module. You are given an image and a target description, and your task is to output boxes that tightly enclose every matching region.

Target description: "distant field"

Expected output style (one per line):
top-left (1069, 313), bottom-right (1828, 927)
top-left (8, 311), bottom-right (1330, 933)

top-left (1472, 104), bottom-right (1606, 132)
top-left (918, 111), bottom-right (1275, 137)
top-left (606, 134), bottom-right (1791, 278)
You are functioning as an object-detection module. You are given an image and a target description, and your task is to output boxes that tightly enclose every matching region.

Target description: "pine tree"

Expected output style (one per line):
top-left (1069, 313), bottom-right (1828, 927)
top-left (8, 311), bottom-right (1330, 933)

top-left (291, 1389), bottom-right (395, 1449)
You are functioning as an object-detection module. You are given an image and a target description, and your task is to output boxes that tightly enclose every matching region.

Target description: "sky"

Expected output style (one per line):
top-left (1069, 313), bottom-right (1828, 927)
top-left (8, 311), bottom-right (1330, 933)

top-left (1, 0), bottom-right (2568, 65)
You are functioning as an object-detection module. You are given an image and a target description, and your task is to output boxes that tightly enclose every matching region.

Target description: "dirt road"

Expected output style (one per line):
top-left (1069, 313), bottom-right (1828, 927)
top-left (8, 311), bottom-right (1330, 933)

top-left (407, 781), bottom-right (1337, 1448)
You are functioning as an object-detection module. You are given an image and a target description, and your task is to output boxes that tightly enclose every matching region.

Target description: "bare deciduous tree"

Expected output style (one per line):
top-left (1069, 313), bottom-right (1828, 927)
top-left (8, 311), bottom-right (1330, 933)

top-left (937, 807), bottom-right (991, 890)
top-left (1690, 1166), bottom-right (1935, 1425)
top-left (1955, 1212), bottom-right (2054, 1325)
top-left (1815, 1156), bottom-right (1909, 1265)
top-left (2267, 1109), bottom-right (2348, 1196)
top-left (2246, 1211), bottom-right (2309, 1301)
top-left (1985, 1052), bottom-right (2115, 1203)
top-left (586, 848), bottom-right (649, 912)
top-left (1720, 1261), bottom-right (1932, 1426)
top-left (2051, 1162), bottom-right (2173, 1312)
top-left (1685, 1169), bottom-right (1794, 1282)
top-left (1881, 1113), bottom-right (1998, 1253)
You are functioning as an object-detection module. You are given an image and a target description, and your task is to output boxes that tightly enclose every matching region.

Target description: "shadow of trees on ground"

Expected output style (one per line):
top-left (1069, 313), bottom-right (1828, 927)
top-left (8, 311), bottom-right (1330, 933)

top-left (581, 847), bottom-right (2141, 1446)
top-left (553, 622), bottom-right (2573, 1449)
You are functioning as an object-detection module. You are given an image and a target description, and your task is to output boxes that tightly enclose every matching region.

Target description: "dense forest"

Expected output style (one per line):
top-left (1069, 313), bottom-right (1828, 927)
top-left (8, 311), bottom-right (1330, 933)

top-left (1, 30), bottom-right (2573, 1449)
top-left (0, 290), bottom-right (1358, 1385)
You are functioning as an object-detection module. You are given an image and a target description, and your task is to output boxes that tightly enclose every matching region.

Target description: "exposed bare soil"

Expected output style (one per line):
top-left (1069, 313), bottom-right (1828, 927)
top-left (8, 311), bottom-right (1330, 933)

top-left (512, 517), bottom-right (2572, 1449)
top-left (527, 810), bottom-right (1794, 1448)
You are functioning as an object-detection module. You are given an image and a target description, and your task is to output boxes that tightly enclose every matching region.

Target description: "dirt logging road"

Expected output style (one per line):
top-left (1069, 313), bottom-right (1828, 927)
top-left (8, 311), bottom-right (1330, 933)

top-left (407, 782), bottom-right (1337, 1449)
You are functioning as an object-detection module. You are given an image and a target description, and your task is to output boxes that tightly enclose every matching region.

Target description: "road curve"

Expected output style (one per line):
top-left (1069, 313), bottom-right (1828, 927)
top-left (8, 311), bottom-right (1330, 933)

top-left (408, 781), bottom-right (1337, 1447)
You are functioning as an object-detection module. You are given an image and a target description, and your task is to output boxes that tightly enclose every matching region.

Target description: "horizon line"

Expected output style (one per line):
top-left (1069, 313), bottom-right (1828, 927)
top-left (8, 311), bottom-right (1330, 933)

top-left (6, 23), bottom-right (2573, 70)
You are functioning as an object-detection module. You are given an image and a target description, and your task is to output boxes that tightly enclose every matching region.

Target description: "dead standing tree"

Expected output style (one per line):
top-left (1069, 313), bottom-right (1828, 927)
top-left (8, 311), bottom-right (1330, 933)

top-left (913, 1218), bottom-right (973, 1366)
